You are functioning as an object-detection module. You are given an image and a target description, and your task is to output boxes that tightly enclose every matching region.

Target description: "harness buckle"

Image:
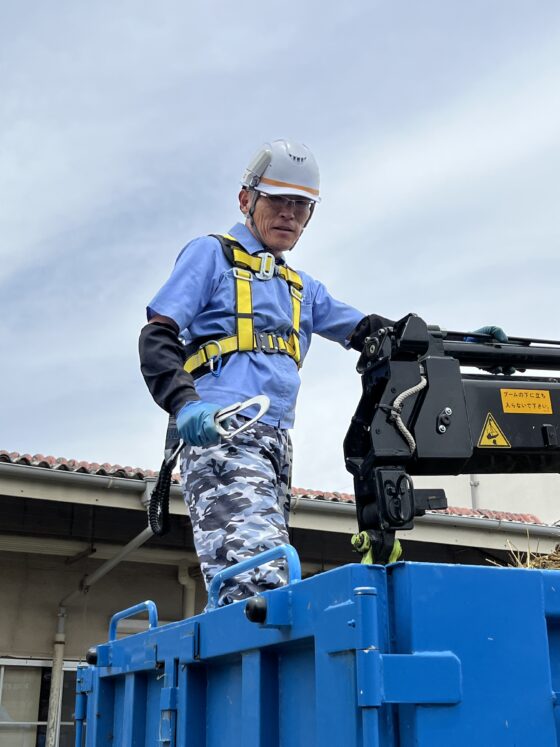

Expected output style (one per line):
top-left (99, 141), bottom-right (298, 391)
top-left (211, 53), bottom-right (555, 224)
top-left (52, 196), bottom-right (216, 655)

top-left (232, 267), bottom-right (253, 281)
top-left (255, 252), bottom-right (276, 281)
top-left (255, 332), bottom-right (279, 353)
top-left (290, 285), bottom-right (303, 301)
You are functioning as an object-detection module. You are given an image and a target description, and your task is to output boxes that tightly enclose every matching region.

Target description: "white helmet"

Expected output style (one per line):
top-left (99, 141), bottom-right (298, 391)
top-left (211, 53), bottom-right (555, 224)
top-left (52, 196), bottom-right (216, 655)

top-left (241, 139), bottom-right (321, 203)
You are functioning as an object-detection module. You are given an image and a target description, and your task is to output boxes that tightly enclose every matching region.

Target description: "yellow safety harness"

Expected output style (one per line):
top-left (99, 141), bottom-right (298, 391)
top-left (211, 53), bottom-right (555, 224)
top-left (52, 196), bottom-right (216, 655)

top-left (183, 234), bottom-right (304, 376)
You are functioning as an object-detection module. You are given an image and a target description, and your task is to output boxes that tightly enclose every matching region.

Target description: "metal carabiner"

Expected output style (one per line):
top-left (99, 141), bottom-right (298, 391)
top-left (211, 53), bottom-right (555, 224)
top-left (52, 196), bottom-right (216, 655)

top-left (210, 357), bottom-right (222, 378)
top-left (214, 395), bottom-right (270, 439)
top-left (202, 339), bottom-right (223, 378)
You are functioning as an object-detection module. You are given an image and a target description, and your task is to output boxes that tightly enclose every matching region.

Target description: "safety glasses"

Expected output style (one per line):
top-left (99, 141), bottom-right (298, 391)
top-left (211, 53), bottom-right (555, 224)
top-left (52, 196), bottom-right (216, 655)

top-left (257, 192), bottom-right (314, 218)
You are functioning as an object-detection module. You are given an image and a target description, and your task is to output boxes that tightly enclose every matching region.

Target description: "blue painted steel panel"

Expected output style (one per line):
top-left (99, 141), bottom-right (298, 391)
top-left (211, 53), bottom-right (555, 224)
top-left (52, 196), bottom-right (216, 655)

top-left (76, 552), bottom-right (560, 746)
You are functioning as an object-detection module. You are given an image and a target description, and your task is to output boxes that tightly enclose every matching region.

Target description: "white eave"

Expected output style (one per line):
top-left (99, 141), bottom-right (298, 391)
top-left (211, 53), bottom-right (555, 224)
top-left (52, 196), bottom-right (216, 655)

top-left (1, 462), bottom-right (558, 554)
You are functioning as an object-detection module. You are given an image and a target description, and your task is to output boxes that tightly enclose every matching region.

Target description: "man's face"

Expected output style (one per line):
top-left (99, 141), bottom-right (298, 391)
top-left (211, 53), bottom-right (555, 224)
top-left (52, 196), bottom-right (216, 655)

top-left (239, 189), bottom-right (313, 255)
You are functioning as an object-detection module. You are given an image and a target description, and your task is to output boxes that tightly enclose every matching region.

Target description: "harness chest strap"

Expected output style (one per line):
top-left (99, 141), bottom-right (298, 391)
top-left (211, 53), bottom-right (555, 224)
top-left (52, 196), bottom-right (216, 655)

top-left (183, 234), bottom-right (303, 375)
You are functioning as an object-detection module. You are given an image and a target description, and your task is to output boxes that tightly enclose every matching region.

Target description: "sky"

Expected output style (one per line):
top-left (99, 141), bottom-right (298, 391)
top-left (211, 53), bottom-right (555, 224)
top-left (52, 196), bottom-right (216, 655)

top-left (1, 1), bottom-right (560, 494)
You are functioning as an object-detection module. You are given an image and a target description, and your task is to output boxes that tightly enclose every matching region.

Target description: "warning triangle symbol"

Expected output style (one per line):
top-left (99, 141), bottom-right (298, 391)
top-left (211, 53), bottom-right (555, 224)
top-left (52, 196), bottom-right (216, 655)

top-left (477, 412), bottom-right (511, 449)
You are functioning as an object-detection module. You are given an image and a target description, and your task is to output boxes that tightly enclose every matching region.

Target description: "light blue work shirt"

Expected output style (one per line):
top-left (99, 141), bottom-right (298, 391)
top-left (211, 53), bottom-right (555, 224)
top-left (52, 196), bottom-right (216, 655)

top-left (147, 223), bottom-right (364, 428)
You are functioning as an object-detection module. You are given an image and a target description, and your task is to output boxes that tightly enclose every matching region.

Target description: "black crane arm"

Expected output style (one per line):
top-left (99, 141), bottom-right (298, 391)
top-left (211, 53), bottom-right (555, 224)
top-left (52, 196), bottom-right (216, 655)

top-left (344, 314), bottom-right (560, 563)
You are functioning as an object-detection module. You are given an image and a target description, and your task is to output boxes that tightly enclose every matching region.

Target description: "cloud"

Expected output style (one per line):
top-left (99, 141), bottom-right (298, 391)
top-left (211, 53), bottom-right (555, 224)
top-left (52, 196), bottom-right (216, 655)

top-left (2, 2), bottom-right (560, 497)
top-left (311, 31), bottom-right (560, 254)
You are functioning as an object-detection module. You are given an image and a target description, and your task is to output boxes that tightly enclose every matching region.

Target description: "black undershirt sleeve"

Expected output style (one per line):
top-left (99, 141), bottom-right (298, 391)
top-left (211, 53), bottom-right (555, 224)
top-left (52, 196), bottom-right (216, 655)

top-left (138, 321), bottom-right (200, 416)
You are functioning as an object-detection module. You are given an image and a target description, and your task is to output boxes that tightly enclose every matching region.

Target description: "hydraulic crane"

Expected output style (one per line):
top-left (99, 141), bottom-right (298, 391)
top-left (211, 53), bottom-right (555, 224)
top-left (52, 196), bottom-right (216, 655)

top-left (344, 314), bottom-right (560, 562)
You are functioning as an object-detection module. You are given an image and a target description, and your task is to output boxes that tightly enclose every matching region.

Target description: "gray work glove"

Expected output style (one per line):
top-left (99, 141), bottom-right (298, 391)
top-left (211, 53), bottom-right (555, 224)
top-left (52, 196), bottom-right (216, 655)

top-left (469, 326), bottom-right (515, 375)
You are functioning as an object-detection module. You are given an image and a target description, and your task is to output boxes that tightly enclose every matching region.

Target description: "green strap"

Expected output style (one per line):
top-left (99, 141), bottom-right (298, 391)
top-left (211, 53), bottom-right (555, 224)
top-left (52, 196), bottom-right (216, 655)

top-left (351, 531), bottom-right (403, 564)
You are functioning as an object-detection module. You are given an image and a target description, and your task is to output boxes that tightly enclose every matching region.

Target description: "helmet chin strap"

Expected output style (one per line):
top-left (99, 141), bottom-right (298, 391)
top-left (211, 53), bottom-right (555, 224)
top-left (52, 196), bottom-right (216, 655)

top-left (247, 190), bottom-right (270, 249)
top-left (245, 189), bottom-right (305, 254)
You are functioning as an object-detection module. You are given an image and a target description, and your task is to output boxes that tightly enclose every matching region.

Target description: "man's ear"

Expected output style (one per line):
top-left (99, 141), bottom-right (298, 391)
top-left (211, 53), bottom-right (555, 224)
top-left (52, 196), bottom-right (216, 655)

top-left (238, 188), bottom-right (250, 215)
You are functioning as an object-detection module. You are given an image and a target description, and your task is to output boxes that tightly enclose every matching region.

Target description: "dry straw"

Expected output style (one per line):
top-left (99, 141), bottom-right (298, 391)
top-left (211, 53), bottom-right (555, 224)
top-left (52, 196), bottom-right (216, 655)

top-left (492, 533), bottom-right (560, 569)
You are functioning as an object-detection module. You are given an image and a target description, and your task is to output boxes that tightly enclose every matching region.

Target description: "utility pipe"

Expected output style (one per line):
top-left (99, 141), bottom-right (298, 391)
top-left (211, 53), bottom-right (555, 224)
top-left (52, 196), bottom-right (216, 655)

top-left (178, 563), bottom-right (198, 619)
top-left (80, 527), bottom-right (153, 594)
top-left (47, 524), bottom-right (155, 745)
top-left (45, 607), bottom-right (66, 747)
top-left (470, 474), bottom-right (481, 510)
top-left (59, 526), bottom-right (154, 607)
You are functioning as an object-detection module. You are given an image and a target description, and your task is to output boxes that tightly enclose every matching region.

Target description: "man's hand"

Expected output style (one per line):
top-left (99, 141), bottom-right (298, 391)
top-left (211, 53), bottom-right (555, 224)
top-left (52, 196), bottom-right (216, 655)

top-left (468, 326), bottom-right (515, 375)
top-left (474, 325), bottom-right (508, 343)
top-left (348, 314), bottom-right (395, 352)
top-left (176, 401), bottom-right (223, 447)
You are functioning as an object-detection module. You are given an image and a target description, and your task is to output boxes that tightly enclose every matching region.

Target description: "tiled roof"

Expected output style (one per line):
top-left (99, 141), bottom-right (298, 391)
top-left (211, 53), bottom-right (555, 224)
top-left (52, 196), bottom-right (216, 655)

top-left (0, 450), bottom-right (545, 526)
top-left (292, 486), bottom-right (356, 504)
top-left (0, 450), bottom-right (162, 481)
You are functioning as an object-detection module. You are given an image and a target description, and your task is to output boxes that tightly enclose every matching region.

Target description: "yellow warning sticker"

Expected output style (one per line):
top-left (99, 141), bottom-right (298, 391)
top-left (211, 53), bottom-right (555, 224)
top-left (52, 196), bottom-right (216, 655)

top-left (477, 413), bottom-right (511, 449)
top-left (500, 388), bottom-right (553, 415)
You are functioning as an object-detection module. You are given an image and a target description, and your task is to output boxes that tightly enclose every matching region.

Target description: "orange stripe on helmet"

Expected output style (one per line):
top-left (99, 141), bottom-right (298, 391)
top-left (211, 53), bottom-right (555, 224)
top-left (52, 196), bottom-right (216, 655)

top-left (259, 176), bottom-right (320, 197)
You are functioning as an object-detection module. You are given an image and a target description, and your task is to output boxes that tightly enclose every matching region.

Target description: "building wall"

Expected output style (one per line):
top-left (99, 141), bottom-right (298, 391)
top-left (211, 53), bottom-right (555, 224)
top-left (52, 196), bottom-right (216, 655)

top-left (0, 551), bottom-right (203, 660)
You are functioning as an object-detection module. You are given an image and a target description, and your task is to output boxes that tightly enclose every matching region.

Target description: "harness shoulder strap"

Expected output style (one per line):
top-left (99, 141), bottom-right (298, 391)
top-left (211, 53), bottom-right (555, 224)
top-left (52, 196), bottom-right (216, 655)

top-left (209, 232), bottom-right (239, 266)
top-left (209, 233), bottom-right (254, 352)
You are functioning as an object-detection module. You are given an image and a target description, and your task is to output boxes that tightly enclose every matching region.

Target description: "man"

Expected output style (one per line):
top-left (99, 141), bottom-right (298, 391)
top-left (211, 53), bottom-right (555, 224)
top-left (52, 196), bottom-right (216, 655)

top-left (139, 139), bottom-right (504, 605)
top-left (139, 139), bottom-right (389, 605)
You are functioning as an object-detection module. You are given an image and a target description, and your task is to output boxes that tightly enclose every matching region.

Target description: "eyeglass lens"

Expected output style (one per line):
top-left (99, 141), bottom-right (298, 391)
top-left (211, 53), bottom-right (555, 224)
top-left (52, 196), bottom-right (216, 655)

top-left (262, 194), bottom-right (312, 215)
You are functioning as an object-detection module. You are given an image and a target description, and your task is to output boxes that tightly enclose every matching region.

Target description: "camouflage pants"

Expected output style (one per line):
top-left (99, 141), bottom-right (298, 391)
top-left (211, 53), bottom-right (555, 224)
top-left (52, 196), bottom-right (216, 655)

top-left (180, 415), bottom-right (293, 606)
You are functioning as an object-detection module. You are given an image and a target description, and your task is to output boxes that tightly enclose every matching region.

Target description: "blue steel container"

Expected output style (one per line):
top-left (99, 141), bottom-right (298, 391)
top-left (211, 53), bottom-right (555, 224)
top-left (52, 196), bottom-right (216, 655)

top-left (75, 546), bottom-right (560, 746)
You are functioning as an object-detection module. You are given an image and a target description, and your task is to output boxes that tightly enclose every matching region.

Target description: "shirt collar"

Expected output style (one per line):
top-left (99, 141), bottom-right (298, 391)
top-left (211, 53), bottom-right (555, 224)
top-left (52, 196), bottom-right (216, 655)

top-left (227, 222), bottom-right (287, 265)
top-left (228, 223), bottom-right (264, 255)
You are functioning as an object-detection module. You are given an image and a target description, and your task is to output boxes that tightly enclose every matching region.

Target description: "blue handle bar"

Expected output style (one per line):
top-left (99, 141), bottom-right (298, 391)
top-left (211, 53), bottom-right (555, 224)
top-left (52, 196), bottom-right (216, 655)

top-left (108, 600), bottom-right (158, 641)
top-left (207, 544), bottom-right (301, 610)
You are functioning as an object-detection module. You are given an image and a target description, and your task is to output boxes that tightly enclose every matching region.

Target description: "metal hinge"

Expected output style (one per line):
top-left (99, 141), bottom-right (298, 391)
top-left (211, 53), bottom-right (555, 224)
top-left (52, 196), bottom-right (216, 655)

top-left (356, 649), bottom-right (462, 707)
top-left (75, 666), bottom-right (95, 694)
top-left (180, 621), bottom-right (200, 663)
top-left (159, 687), bottom-right (178, 745)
